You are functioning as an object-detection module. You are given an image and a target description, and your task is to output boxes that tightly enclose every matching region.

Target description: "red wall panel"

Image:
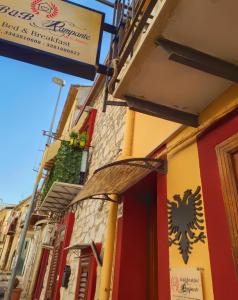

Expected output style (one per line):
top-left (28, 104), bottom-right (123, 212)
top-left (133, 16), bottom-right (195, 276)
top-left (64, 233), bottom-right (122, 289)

top-left (197, 112), bottom-right (238, 299)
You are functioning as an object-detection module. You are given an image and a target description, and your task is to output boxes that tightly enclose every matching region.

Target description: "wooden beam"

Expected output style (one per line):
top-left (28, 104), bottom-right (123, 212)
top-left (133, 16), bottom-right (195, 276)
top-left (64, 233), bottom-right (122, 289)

top-left (156, 38), bottom-right (238, 82)
top-left (125, 96), bottom-right (199, 127)
top-left (106, 100), bottom-right (128, 106)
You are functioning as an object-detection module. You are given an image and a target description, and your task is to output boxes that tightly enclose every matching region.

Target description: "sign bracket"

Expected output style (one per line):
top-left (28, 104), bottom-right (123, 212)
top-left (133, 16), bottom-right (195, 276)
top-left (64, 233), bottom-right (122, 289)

top-left (103, 23), bottom-right (117, 34)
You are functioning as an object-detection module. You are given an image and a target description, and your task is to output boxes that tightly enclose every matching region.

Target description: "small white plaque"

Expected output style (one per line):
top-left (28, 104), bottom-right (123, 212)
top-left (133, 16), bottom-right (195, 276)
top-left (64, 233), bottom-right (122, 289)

top-left (170, 268), bottom-right (203, 300)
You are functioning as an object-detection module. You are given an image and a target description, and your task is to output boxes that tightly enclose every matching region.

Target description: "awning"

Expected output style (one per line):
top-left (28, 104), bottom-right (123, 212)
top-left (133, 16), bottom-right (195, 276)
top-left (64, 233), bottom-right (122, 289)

top-left (40, 182), bottom-right (82, 214)
top-left (71, 158), bottom-right (166, 205)
top-left (112, 0), bottom-right (238, 127)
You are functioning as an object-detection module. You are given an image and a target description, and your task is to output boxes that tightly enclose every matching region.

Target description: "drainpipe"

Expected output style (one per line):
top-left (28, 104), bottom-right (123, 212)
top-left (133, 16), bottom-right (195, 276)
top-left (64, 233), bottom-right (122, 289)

top-left (98, 109), bottom-right (135, 300)
top-left (121, 109), bottom-right (135, 158)
top-left (98, 195), bottom-right (118, 300)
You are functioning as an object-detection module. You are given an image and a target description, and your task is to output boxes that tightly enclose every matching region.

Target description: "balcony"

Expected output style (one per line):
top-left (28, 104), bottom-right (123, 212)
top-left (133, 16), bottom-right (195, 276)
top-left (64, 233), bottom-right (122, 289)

top-left (40, 182), bottom-right (82, 215)
top-left (6, 218), bottom-right (18, 235)
top-left (19, 212), bottom-right (47, 228)
top-left (43, 140), bottom-right (61, 171)
top-left (40, 139), bottom-right (89, 208)
top-left (109, 0), bottom-right (238, 127)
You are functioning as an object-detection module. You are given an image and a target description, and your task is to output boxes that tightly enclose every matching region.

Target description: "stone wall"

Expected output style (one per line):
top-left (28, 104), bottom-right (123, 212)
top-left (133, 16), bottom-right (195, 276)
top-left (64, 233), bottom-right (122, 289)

top-left (88, 90), bottom-right (126, 177)
top-left (60, 87), bottom-right (126, 300)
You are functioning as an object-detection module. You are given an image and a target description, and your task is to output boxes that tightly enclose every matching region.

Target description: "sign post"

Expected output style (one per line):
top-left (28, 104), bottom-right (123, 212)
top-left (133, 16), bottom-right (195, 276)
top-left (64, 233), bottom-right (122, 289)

top-left (0, 0), bottom-right (104, 79)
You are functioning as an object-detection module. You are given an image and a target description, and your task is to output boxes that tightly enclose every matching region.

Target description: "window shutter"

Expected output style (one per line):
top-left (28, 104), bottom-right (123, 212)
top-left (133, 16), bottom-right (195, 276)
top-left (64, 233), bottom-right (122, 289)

top-left (75, 244), bottom-right (101, 300)
top-left (45, 242), bottom-right (62, 300)
top-left (76, 256), bottom-right (91, 300)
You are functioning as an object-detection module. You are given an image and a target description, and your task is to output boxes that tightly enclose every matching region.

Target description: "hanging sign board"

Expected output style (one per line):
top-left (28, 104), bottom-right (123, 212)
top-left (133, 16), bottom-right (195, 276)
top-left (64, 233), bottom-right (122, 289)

top-left (0, 0), bottom-right (104, 79)
top-left (170, 268), bottom-right (204, 300)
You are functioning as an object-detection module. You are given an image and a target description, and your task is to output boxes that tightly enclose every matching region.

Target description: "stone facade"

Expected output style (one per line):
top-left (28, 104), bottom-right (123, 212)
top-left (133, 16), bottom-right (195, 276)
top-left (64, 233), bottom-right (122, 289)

top-left (88, 90), bottom-right (126, 177)
top-left (60, 88), bottom-right (126, 300)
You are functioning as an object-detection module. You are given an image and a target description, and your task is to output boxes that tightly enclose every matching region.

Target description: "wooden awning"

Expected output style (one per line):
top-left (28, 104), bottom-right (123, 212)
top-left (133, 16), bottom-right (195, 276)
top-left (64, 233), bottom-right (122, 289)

top-left (71, 158), bottom-right (166, 205)
top-left (40, 182), bottom-right (82, 214)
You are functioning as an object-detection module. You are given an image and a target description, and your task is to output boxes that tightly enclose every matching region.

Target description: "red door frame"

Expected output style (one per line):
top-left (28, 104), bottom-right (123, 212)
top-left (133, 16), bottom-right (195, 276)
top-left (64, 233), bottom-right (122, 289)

top-left (112, 172), bottom-right (170, 299)
top-left (157, 172), bottom-right (170, 300)
top-left (197, 111), bottom-right (238, 299)
top-left (32, 249), bottom-right (50, 300)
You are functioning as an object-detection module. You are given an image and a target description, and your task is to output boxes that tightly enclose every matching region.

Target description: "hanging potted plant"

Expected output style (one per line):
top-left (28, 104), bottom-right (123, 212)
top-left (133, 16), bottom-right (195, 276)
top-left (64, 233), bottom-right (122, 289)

top-left (79, 131), bottom-right (88, 149)
top-left (69, 131), bottom-right (78, 147)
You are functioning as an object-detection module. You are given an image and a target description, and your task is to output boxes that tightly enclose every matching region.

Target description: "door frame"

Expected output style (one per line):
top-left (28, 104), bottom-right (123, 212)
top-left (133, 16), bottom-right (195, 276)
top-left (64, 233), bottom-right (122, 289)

top-left (216, 132), bottom-right (238, 276)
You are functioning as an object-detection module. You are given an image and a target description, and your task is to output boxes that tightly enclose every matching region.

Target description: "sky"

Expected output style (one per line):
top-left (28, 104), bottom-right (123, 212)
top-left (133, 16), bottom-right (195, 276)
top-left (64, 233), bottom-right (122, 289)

top-left (0, 0), bottom-right (113, 205)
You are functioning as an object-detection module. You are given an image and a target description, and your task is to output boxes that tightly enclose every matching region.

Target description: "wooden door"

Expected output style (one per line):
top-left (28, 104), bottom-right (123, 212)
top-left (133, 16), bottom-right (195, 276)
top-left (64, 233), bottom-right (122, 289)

top-left (216, 133), bottom-right (238, 276)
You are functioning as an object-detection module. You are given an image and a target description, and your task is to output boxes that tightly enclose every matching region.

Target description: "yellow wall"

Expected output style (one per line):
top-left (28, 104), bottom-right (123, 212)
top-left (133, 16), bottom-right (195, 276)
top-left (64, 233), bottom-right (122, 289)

top-left (167, 141), bottom-right (214, 300)
top-left (131, 112), bottom-right (181, 157)
top-left (200, 84), bottom-right (238, 123)
top-left (129, 109), bottom-right (214, 298)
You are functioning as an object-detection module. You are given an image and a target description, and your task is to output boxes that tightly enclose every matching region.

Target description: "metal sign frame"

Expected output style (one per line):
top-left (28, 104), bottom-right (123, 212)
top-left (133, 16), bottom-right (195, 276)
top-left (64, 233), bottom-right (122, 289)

top-left (0, 0), bottom-right (105, 80)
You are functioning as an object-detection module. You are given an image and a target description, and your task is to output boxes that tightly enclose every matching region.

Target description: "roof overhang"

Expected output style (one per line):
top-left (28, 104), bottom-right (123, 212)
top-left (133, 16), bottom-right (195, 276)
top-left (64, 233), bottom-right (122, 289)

top-left (71, 157), bottom-right (166, 205)
top-left (40, 182), bottom-right (82, 214)
top-left (113, 0), bottom-right (238, 127)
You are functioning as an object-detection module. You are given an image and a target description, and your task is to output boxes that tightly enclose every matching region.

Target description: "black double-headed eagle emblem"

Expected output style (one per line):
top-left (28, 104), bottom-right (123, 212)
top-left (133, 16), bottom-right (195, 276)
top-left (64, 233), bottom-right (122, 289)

top-left (167, 186), bottom-right (206, 264)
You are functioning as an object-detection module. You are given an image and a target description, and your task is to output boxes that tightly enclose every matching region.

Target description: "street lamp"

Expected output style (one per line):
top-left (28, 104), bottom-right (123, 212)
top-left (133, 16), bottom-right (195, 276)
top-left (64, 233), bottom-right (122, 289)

top-left (46, 77), bottom-right (66, 145)
top-left (4, 77), bottom-right (66, 300)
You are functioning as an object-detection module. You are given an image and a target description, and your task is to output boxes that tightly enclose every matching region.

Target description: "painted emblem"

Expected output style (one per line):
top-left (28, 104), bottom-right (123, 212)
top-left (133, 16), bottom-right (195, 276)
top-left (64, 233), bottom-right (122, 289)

top-left (168, 186), bottom-right (206, 264)
top-left (31, 0), bottom-right (59, 19)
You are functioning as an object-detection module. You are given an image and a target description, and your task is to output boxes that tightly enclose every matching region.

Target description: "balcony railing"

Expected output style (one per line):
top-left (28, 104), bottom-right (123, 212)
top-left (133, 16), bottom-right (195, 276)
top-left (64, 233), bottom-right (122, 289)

top-left (107, 0), bottom-right (158, 93)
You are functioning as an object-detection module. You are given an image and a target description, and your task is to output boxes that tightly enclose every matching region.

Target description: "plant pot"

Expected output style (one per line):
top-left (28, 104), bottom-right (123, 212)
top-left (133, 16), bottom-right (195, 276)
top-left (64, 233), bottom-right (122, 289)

top-left (10, 288), bottom-right (22, 300)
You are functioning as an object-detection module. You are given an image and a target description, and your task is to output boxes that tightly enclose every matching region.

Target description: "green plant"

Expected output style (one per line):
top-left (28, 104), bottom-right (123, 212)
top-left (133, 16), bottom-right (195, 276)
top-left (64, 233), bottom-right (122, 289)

top-left (79, 131), bottom-right (88, 148)
top-left (69, 131), bottom-right (88, 148)
top-left (41, 141), bottom-right (82, 200)
top-left (69, 131), bottom-right (78, 147)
